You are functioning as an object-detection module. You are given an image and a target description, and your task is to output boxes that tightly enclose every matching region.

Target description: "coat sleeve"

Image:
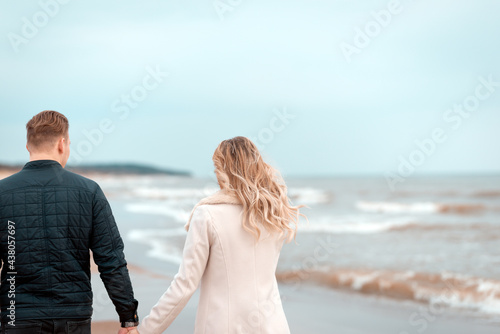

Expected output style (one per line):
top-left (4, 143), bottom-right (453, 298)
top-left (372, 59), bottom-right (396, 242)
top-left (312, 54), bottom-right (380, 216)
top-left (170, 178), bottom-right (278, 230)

top-left (138, 205), bottom-right (212, 334)
top-left (90, 185), bottom-right (139, 323)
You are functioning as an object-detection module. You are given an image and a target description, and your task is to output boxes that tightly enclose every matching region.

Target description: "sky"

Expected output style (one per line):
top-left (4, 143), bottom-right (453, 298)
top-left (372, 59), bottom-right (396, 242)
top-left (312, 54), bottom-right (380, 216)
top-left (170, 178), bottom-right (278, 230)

top-left (1, 0), bottom-right (499, 177)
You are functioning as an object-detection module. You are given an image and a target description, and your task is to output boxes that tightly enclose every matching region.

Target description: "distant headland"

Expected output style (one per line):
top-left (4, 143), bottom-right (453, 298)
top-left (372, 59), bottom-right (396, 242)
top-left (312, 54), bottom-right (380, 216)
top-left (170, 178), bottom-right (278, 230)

top-left (0, 162), bottom-right (191, 178)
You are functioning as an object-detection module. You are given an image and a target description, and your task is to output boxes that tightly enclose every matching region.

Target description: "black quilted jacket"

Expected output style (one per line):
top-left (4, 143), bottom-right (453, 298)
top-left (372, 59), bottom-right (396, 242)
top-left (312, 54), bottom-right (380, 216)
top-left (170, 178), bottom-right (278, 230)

top-left (0, 160), bottom-right (138, 323)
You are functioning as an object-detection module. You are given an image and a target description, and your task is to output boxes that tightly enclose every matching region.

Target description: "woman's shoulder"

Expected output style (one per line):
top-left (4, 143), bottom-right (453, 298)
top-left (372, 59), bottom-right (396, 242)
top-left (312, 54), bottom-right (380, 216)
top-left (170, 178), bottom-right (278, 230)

top-left (185, 191), bottom-right (242, 231)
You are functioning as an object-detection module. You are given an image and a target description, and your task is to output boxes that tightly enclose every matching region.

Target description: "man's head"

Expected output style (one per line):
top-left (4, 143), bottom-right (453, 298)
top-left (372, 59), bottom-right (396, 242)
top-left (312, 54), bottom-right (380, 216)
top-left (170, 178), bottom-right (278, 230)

top-left (26, 110), bottom-right (70, 167)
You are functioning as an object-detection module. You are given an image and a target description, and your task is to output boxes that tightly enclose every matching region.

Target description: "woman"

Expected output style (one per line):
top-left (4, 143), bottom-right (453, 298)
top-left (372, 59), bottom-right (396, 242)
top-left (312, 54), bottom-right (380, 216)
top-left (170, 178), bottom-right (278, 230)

top-left (135, 136), bottom-right (302, 334)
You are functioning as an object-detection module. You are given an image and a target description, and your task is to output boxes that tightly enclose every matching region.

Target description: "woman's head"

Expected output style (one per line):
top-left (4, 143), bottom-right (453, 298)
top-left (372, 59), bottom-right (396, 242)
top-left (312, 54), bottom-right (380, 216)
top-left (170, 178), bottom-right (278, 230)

top-left (213, 136), bottom-right (263, 190)
top-left (213, 136), bottom-right (302, 242)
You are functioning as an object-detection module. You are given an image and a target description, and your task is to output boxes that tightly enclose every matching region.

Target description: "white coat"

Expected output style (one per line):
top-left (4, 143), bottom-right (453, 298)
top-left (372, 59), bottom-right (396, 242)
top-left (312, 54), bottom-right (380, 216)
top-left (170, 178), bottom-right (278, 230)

top-left (137, 190), bottom-right (290, 334)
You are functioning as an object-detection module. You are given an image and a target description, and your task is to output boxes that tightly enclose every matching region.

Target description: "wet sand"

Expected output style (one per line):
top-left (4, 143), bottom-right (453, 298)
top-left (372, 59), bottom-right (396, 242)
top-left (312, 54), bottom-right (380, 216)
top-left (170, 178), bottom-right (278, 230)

top-left (90, 259), bottom-right (500, 334)
top-left (0, 171), bottom-right (16, 180)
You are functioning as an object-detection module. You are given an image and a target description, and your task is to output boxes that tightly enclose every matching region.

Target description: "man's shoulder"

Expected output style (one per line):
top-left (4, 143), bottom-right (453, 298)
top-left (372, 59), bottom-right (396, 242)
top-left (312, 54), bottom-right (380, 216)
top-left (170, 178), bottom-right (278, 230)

top-left (0, 170), bottom-right (25, 192)
top-left (62, 169), bottom-right (101, 193)
top-left (0, 168), bottom-right (101, 196)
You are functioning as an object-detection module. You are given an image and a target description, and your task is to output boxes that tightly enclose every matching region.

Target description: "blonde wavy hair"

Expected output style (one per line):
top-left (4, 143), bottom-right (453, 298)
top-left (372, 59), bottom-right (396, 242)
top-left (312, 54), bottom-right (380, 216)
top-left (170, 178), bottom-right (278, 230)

top-left (213, 136), bottom-right (303, 243)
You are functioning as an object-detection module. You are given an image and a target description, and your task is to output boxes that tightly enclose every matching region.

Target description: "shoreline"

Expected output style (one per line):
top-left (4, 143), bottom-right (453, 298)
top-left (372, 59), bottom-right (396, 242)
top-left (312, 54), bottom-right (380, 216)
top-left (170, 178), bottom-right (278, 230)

top-left (2, 172), bottom-right (498, 333)
top-left (90, 260), bottom-right (500, 334)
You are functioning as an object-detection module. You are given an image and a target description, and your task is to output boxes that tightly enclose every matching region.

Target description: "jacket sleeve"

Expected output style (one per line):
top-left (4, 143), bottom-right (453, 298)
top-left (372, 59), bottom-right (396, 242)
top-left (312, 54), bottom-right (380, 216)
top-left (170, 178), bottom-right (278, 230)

top-left (137, 205), bottom-right (212, 334)
top-left (90, 185), bottom-right (139, 323)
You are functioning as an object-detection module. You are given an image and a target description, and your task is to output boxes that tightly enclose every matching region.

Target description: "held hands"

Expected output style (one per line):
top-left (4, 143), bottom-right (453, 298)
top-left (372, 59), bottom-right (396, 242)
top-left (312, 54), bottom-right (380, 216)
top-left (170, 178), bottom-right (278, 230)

top-left (118, 327), bottom-right (139, 334)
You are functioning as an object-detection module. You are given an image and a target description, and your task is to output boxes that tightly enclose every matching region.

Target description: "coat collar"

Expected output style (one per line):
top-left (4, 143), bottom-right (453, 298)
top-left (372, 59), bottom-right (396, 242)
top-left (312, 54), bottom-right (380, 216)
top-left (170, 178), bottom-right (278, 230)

top-left (185, 189), bottom-right (241, 231)
top-left (23, 160), bottom-right (62, 170)
top-left (195, 189), bottom-right (241, 206)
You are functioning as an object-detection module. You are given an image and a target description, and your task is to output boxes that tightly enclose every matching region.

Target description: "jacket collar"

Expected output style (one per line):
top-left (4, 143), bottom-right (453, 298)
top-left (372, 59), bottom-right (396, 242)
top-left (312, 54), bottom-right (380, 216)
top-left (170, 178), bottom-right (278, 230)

top-left (23, 160), bottom-right (63, 170)
top-left (195, 189), bottom-right (241, 206)
top-left (185, 189), bottom-right (241, 231)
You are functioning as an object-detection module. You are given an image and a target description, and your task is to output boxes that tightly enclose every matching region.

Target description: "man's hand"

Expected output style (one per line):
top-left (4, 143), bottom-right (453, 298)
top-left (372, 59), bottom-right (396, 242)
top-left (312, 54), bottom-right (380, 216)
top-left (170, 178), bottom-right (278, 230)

top-left (118, 327), bottom-right (138, 334)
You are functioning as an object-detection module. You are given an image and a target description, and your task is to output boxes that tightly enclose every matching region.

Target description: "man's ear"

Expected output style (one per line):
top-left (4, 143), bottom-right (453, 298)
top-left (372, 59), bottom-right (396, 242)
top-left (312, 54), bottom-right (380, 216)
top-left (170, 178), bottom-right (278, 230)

top-left (26, 143), bottom-right (30, 153)
top-left (57, 137), bottom-right (65, 154)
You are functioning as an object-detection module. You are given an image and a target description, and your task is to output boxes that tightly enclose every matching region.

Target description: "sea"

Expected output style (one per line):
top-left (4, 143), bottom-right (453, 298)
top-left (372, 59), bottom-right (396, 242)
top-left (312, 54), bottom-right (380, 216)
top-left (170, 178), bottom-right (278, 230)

top-left (95, 174), bottom-right (500, 320)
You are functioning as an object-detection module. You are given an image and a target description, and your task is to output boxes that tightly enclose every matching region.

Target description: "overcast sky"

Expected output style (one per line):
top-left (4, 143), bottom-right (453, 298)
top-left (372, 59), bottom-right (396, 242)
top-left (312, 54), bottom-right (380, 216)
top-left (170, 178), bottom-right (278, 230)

top-left (1, 0), bottom-right (499, 177)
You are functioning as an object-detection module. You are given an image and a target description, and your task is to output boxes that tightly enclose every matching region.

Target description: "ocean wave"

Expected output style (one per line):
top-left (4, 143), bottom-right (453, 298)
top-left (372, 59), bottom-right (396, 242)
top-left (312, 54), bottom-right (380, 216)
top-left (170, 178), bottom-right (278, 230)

top-left (388, 222), bottom-right (496, 232)
top-left (356, 201), bottom-right (439, 214)
top-left (437, 203), bottom-right (485, 214)
top-left (132, 187), bottom-right (219, 200)
top-left (301, 218), bottom-right (499, 235)
top-left (127, 228), bottom-right (186, 264)
top-left (130, 186), bottom-right (332, 205)
top-left (472, 191), bottom-right (500, 198)
top-left (288, 188), bottom-right (332, 205)
top-left (277, 268), bottom-right (500, 316)
top-left (374, 190), bottom-right (500, 199)
top-left (299, 217), bottom-right (415, 234)
top-left (125, 203), bottom-right (190, 223)
top-left (357, 201), bottom-right (486, 215)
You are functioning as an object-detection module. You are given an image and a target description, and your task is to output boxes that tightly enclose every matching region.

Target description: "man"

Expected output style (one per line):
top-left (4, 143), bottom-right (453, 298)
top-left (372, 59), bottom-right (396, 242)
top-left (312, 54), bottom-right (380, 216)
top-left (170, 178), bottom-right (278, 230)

top-left (0, 110), bottom-right (138, 333)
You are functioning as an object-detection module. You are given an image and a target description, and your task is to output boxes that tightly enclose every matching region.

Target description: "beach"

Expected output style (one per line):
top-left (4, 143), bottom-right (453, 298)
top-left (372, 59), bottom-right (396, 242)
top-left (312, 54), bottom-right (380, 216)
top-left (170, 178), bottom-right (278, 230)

top-left (86, 174), bottom-right (499, 333)
top-left (1, 170), bottom-right (499, 333)
top-left (90, 261), bottom-right (500, 334)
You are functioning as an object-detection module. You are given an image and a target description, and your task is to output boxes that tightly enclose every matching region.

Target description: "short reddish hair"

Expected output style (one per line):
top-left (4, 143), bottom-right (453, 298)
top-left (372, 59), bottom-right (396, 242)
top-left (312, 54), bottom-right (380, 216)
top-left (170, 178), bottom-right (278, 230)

top-left (26, 110), bottom-right (69, 150)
